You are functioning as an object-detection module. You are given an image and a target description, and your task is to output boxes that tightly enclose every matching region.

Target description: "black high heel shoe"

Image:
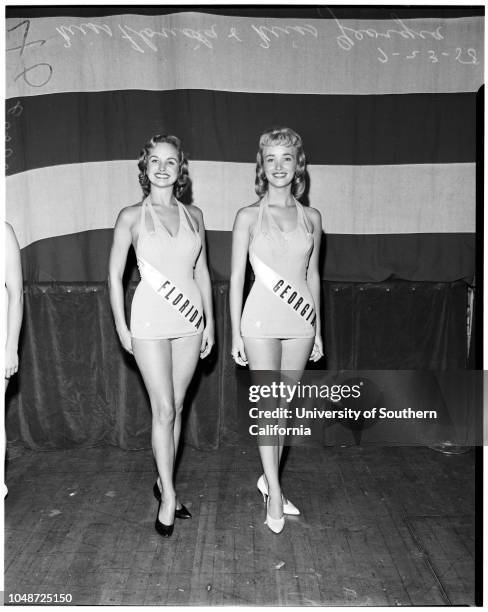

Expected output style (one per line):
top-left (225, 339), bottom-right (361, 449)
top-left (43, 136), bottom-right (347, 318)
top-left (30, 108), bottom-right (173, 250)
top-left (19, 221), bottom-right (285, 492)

top-left (153, 482), bottom-right (192, 519)
top-left (155, 500), bottom-right (175, 538)
top-left (175, 504), bottom-right (192, 519)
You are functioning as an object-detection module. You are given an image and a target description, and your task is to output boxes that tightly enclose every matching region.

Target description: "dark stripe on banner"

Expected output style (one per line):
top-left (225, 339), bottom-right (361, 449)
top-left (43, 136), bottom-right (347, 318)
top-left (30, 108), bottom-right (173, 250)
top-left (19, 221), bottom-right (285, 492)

top-left (6, 6), bottom-right (484, 19)
top-left (323, 232), bottom-right (475, 283)
top-left (7, 90), bottom-right (476, 175)
top-left (21, 229), bottom-right (475, 284)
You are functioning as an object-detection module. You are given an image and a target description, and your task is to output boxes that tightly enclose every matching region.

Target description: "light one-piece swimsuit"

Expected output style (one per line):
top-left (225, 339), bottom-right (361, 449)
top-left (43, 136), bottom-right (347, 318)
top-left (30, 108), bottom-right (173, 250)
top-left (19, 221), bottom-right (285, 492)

top-left (130, 196), bottom-right (203, 339)
top-left (241, 196), bottom-right (316, 339)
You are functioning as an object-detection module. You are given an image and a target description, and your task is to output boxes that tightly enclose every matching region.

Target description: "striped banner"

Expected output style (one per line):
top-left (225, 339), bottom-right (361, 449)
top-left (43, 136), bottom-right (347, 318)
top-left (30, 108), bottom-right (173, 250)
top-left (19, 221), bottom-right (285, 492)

top-left (5, 7), bottom-right (483, 282)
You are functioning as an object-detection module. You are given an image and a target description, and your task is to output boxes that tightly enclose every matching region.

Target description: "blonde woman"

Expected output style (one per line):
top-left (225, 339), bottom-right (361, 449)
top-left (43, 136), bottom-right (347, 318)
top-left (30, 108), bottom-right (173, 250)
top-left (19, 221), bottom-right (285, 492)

top-left (230, 127), bottom-right (323, 533)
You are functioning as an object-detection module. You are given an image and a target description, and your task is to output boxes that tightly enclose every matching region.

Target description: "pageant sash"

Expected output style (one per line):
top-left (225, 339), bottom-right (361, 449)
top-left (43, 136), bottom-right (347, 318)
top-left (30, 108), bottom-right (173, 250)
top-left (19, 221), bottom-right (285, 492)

top-left (251, 254), bottom-right (316, 328)
top-left (137, 256), bottom-right (203, 331)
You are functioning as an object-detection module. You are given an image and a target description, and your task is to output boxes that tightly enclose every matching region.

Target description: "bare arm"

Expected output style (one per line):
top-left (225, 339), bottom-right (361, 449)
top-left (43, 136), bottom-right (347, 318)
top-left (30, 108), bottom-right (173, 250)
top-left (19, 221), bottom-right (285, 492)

top-left (305, 208), bottom-right (324, 362)
top-left (108, 208), bottom-right (134, 354)
top-left (229, 208), bottom-right (253, 365)
top-left (192, 206), bottom-right (215, 359)
top-left (5, 223), bottom-right (23, 378)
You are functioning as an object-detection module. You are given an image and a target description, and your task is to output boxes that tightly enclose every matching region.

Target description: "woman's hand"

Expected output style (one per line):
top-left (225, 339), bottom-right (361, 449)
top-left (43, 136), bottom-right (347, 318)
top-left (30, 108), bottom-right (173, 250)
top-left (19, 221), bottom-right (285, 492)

top-left (200, 325), bottom-right (215, 359)
top-left (5, 346), bottom-right (19, 379)
top-left (117, 327), bottom-right (133, 355)
top-left (309, 335), bottom-right (324, 362)
top-left (231, 335), bottom-right (248, 366)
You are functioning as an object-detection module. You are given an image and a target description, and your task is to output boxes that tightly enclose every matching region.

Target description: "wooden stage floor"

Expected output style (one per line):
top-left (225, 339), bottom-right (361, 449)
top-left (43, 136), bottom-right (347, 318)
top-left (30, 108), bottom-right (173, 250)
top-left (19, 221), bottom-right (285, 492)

top-left (4, 445), bottom-right (477, 606)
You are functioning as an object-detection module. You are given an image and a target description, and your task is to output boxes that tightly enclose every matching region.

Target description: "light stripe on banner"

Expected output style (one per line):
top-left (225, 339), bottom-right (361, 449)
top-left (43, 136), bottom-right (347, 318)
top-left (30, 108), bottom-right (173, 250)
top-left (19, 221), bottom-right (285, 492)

top-left (251, 253), bottom-right (316, 328)
top-left (6, 161), bottom-right (475, 249)
top-left (6, 15), bottom-right (483, 97)
top-left (137, 256), bottom-right (203, 331)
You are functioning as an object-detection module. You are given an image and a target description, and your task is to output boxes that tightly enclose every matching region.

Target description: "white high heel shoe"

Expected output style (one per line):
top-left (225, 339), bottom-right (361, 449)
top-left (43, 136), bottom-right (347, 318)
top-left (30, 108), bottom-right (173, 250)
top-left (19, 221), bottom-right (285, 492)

top-left (265, 499), bottom-right (285, 534)
top-left (257, 475), bottom-right (300, 515)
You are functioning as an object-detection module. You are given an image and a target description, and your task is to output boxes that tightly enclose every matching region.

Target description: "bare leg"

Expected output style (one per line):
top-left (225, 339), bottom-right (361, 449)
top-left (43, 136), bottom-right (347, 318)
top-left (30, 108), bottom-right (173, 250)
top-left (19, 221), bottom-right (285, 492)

top-left (4, 379), bottom-right (8, 497)
top-left (279, 336), bottom-right (315, 457)
top-left (132, 338), bottom-right (175, 524)
top-left (170, 334), bottom-right (202, 508)
top-left (280, 337), bottom-right (314, 371)
top-left (245, 337), bottom-right (314, 517)
top-left (243, 337), bottom-right (282, 520)
top-left (134, 334), bottom-right (202, 522)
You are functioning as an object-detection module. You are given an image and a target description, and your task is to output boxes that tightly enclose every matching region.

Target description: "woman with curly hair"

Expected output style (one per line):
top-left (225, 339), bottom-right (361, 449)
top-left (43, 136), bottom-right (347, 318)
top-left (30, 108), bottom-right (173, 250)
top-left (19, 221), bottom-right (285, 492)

top-left (230, 127), bottom-right (323, 533)
top-left (109, 134), bottom-right (214, 537)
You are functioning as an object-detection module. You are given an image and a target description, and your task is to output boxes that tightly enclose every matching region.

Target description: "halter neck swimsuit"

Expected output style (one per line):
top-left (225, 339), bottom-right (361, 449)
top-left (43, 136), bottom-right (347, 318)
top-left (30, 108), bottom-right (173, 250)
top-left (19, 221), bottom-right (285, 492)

top-left (241, 196), bottom-right (316, 339)
top-left (130, 196), bottom-right (203, 339)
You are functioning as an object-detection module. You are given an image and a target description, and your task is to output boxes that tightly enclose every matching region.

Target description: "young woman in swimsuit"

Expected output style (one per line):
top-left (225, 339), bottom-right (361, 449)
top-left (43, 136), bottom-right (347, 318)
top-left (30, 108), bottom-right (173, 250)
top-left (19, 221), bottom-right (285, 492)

top-left (109, 135), bottom-right (214, 537)
top-left (230, 127), bottom-right (323, 533)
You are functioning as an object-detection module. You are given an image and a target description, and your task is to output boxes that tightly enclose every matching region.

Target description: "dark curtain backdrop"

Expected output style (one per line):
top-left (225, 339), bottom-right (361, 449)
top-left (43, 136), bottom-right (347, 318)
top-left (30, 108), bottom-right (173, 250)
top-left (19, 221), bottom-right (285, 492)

top-left (5, 280), bottom-right (468, 451)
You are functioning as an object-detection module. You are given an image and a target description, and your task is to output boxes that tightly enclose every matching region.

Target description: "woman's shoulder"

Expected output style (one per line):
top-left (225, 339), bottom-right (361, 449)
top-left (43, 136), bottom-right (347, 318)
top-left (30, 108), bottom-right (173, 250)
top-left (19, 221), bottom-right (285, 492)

top-left (182, 203), bottom-right (204, 232)
top-left (184, 202), bottom-right (203, 220)
top-left (233, 201), bottom-right (259, 233)
top-left (236, 201), bottom-right (261, 219)
top-left (244, 200), bottom-right (261, 210)
top-left (5, 221), bottom-right (14, 238)
top-left (115, 202), bottom-right (142, 227)
top-left (302, 205), bottom-right (322, 229)
top-left (5, 222), bottom-right (19, 249)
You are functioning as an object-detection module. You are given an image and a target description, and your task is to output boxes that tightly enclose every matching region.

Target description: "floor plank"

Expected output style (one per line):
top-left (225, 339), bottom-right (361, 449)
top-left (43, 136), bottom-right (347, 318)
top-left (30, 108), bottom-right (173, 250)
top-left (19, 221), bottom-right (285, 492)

top-left (4, 445), bottom-right (476, 605)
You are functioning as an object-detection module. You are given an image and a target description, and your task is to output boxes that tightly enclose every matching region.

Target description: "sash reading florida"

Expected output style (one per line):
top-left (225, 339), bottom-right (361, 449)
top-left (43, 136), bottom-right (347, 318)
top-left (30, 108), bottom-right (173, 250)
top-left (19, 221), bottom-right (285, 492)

top-left (251, 254), bottom-right (316, 327)
top-left (137, 256), bottom-right (203, 331)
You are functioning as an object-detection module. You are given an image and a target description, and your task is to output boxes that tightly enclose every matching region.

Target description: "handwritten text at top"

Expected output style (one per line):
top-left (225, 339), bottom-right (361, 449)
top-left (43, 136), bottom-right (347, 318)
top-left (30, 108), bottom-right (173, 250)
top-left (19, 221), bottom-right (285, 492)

top-left (50, 17), bottom-right (481, 67)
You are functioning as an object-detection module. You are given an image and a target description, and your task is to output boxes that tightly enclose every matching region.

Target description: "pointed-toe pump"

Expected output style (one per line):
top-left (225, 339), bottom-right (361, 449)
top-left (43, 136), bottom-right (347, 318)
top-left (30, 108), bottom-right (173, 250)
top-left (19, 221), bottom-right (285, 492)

top-left (264, 500), bottom-right (285, 534)
top-left (257, 475), bottom-right (300, 516)
top-left (175, 504), bottom-right (192, 519)
top-left (155, 500), bottom-right (175, 538)
top-left (155, 517), bottom-right (174, 538)
top-left (153, 482), bottom-right (192, 519)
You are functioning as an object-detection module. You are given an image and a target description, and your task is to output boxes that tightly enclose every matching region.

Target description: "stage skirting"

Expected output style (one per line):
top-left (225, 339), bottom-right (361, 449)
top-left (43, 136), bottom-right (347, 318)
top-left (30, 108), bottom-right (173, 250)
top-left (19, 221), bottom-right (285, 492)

top-left (5, 280), bottom-right (469, 451)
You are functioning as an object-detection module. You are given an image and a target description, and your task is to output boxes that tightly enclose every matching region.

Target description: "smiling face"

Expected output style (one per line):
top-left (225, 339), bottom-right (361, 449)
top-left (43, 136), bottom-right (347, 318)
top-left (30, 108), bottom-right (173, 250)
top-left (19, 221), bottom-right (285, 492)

top-left (146, 142), bottom-right (179, 190)
top-left (262, 145), bottom-right (297, 190)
